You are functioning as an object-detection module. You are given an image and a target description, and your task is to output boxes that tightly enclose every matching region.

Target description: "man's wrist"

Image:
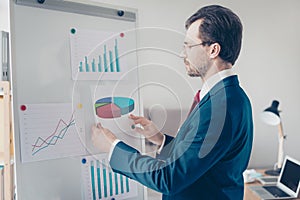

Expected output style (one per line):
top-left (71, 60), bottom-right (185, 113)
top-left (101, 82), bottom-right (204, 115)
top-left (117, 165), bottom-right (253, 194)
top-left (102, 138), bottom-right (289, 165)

top-left (157, 134), bottom-right (166, 154)
top-left (150, 132), bottom-right (164, 146)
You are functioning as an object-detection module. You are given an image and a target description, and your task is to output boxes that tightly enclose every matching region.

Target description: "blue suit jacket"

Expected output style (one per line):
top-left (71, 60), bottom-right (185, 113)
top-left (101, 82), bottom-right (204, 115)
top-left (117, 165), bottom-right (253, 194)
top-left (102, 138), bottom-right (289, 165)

top-left (110, 75), bottom-right (253, 200)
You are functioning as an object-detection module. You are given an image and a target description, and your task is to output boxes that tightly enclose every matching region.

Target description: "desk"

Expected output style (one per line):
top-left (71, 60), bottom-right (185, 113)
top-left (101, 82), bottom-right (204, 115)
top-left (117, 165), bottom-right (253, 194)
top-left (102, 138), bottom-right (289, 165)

top-left (244, 169), bottom-right (300, 200)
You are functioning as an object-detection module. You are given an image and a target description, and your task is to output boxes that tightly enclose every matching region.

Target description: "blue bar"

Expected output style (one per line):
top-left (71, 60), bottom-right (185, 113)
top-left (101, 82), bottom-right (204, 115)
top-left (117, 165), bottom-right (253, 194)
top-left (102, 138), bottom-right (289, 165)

top-left (96, 160), bottom-right (102, 199)
top-left (79, 61), bottom-right (83, 72)
top-left (85, 56), bottom-right (89, 72)
top-left (120, 175), bottom-right (124, 194)
top-left (109, 171), bottom-right (113, 196)
top-left (114, 173), bottom-right (119, 195)
top-left (102, 160), bottom-right (108, 197)
top-left (98, 56), bottom-right (102, 72)
top-left (104, 45), bottom-right (108, 72)
top-left (115, 39), bottom-right (120, 72)
top-left (92, 58), bottom-right (96, 72)
top-left (90, 161), bottom-right (96, 200)
top-left (109, 50), bottom-right (114, 72)
top-left (125, 177), bottom-right (129, 192)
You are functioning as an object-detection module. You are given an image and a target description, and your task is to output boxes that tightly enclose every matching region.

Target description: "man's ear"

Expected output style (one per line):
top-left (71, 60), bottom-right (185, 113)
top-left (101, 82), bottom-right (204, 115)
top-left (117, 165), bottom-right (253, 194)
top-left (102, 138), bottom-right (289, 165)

top-left (209, 43), bottom-right (221, 59)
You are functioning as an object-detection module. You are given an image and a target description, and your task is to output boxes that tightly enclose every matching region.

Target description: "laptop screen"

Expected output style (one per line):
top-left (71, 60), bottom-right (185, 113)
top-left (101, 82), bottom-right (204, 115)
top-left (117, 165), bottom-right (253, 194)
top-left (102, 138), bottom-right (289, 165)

top-left (280, 159), bottom-right (300, 192)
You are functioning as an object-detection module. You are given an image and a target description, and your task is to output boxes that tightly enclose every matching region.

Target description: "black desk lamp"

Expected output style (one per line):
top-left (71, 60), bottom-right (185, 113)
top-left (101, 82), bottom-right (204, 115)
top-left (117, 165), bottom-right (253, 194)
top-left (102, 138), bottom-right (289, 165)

top-left (260, 100), bottom-right (286, 176)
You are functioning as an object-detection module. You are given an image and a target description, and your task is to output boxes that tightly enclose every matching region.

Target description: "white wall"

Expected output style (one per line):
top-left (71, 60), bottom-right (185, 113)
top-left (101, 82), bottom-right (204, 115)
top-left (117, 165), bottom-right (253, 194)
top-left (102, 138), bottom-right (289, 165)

top-left (231, 0), bottom-right (300, 168)
top-left (7, 0), bottom-right (299, 168)
top-left (91, 0), bottom-right (300, 168)
top-left (0, 0), bottom-right (10, 32)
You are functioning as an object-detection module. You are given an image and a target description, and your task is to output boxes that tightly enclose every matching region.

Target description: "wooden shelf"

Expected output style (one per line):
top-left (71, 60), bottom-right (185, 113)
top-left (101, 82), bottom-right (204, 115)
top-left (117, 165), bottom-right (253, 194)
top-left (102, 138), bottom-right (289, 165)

top-left (0, 152), bottom-right (14, 165)
top-left (0, 81), bottom-right (13, 200)
top-left (0, 152), bottom-right (4, 164)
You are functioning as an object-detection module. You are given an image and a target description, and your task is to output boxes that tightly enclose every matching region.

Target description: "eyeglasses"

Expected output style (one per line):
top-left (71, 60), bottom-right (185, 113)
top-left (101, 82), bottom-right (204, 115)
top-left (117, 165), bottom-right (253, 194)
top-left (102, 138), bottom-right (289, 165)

top-left (183, 41), bottom-right (214, 50)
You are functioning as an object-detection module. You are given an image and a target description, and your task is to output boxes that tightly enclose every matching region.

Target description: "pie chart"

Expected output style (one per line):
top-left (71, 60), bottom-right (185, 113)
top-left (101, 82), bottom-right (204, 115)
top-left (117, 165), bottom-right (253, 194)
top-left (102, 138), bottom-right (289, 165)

top-left (95, 97), bottom-right (135, 118)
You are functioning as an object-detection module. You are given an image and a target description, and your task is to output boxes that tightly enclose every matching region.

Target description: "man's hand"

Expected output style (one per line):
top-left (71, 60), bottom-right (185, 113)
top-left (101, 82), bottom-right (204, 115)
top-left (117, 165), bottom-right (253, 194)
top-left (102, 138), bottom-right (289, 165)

top-left (91, 123), bottom-right (117, 153)
top-left (129, 114), bottom-right (164, 146)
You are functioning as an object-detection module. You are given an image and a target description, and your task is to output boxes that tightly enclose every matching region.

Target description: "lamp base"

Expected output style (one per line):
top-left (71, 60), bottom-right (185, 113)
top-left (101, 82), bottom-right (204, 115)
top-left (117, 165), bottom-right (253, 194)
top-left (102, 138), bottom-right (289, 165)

top-left (265, 168), bottom-right (281, 176)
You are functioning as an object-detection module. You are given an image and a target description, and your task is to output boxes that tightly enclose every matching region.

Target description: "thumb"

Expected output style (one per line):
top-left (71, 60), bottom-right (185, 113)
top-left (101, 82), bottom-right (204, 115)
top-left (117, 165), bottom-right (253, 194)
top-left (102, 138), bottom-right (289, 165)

top-left (96, 122), bottom-right (103, 129)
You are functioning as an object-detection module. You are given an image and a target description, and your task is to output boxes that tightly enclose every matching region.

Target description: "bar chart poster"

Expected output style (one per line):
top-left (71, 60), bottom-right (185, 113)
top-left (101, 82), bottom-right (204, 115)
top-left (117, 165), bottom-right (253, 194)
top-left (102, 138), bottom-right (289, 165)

top-left (81, 155), bottom-right (138, 200)
top-left (19, 103), bottom-right (86, 163)
top-left (70, 28), bottom-right (129, 80)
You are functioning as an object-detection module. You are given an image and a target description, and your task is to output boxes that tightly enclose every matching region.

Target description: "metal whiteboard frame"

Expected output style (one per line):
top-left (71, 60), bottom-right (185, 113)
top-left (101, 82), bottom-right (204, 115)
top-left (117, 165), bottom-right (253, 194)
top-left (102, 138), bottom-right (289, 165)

top-left (10, 1), bottom-right (145, 199)
top-left (15, 0), bottom-right (136, 22)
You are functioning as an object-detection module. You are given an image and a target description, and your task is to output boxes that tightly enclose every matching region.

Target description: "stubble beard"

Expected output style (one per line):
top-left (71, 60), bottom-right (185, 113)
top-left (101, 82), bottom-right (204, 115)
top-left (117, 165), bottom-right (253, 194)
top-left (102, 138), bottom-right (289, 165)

top-left (187, 63), bottom-right (208, 78)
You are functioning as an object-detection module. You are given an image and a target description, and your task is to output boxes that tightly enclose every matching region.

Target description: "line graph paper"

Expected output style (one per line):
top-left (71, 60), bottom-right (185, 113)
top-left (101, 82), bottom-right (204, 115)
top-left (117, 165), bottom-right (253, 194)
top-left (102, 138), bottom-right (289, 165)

top-left (19, 103), bottom-right (86, 163)
top-left (31, 111), bottom-right (75, 156)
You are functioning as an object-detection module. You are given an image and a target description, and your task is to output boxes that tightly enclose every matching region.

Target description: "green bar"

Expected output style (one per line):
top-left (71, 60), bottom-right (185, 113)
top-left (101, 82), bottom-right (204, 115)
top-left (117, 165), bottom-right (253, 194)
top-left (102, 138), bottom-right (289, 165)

top-left (104, 45), bottom-right (108, 72)
top-left (79, 61), bottom-right (83, 72)
top-left (85, 56), bottom-right (89, 72)
top-left (102, 160), bottom-right (108, 198)
top-left (125, 177), bottom-right (129, 192)
top-left (120, 174), bottom-right (124, 193)
top-left (90, 161), bottom-right (96, 200)
top-left (92, 58), bottom-right (96, 72)
top-left (109, 50), bottom-right (114, 72)
top-left (115, 39), bottom-right (120, 72)
top-left (109, 171), bottom-right (113, 196)
top-left (98, 56), bottom-right (102, 72)
top-left (114, 173), bottom-right (118, 195)
top-left (96, 160), bottom-right (102, 199)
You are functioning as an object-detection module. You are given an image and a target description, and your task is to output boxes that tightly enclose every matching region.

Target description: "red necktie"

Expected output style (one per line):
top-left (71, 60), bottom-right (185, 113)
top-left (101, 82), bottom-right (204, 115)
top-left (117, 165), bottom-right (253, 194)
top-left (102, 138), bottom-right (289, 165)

top-left (187, 90), bottom-right (200, 116)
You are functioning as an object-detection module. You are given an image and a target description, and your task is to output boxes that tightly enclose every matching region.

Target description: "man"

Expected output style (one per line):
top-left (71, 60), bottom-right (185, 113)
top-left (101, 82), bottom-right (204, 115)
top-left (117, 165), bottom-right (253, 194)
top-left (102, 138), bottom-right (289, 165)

top-left (92, 5), bottom-right (253, 200)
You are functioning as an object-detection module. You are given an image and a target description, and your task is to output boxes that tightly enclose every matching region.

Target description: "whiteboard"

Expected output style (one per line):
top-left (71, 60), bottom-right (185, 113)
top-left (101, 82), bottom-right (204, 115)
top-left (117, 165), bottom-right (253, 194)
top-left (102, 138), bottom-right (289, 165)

top-left (10, 1), bottom-right (145, 199)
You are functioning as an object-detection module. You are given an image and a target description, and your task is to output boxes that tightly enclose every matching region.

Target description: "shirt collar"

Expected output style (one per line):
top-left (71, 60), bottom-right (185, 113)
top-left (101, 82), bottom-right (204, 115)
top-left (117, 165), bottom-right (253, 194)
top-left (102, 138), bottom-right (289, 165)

top-left (200, 68), bottom-right (236, 100)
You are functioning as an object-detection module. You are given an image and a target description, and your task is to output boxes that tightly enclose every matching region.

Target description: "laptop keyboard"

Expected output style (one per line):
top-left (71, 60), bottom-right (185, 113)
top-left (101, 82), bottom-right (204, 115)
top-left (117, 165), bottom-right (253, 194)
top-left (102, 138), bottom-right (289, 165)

top-left (263, 186), bottom-right (290, 197)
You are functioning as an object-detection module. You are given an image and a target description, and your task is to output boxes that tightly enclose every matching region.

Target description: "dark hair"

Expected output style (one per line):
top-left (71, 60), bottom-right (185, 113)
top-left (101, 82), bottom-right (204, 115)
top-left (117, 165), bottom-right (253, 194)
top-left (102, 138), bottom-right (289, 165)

top-left (185, 5), bottom-right (243, 65)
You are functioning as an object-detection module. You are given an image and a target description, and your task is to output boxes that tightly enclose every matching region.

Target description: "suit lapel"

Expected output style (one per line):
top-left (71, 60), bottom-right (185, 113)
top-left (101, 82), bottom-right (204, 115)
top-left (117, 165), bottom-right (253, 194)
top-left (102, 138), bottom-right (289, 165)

top-left (185, 75), bottom-right (239, 121)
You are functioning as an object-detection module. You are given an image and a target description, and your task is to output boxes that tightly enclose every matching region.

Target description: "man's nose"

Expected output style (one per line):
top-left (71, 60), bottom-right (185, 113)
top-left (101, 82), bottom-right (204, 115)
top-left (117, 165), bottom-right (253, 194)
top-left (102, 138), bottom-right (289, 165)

top-left (179, 49), bottom-right (186, 59)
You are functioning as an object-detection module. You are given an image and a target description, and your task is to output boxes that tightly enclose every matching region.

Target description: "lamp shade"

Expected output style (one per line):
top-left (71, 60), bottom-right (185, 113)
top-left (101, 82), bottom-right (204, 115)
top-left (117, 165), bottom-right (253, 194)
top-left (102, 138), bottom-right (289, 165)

top-left (260, 100), bottom-right (281, 126)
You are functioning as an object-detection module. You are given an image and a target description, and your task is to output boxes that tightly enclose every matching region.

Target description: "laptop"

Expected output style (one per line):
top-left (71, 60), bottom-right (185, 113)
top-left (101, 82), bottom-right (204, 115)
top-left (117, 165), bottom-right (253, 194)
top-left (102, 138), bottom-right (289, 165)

top-left (249, 156), bottom-right (300, 199)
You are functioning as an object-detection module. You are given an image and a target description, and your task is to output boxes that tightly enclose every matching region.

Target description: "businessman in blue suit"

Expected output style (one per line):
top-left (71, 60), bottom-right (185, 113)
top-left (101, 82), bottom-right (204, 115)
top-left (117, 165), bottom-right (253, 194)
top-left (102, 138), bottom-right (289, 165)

top-left (92, 5), bottom-right (253, 200)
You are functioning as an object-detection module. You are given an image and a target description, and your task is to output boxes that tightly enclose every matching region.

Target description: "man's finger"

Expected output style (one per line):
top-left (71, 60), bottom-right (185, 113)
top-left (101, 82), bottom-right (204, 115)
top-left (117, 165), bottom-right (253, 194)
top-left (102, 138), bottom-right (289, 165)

top-left (133, 117), bottom-right (150, 125)
top-left (96, 122), bottom-right (103, 129)
top-left (129, 114), bottom-right (141, 120)
top-left (133, 118), bottom-right (144, 124)
top-left (129, 115), bottom-right (151, 125)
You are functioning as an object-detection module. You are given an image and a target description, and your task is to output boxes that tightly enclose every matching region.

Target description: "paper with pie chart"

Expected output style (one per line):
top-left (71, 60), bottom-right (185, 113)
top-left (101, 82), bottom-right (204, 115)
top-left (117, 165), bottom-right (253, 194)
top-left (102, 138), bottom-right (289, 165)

top-left (95, 97), bottom-right (134, 119)
top-left (92, 85), bottom-right (140, 134)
